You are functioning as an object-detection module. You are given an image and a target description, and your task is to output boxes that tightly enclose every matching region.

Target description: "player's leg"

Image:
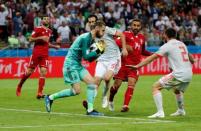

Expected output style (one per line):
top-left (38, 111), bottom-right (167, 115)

top-left (37, 67), bottom-right (47, 99)
top-left (16, 55), bottom-right (37, 96)
top-left (94, 61), bottom-right (107, 107)
top-left (148, 73), bottom-right (176, 118)
top-left (102, 70), bottom-right (114, 108)
top-left (109, 64), bottom-right (126, 108)
top-left (16, 67), bottom-right (34, 96)
top-left (37, 57), bottom-right (49, 99)
top-left (121, 77), bottom-right (137, 112)
top-left (44, 67), bottom-right (80, 112)
top-left (108, 78), bottom-right (123, 111)
top-left (45, 83), bottom-right (79, 112)
top-left (148, 81), bottom-right (164, 118)
top-left (170, 82), bottom-right (189, 116)
top-left (82, 61), bottom-right (105, 110)
top-left (120, 68), bottom-right (139, 112)
top-left (103, 59), bottom-right (121, 99)
top-left (82, 70), bottom-right (103, 116)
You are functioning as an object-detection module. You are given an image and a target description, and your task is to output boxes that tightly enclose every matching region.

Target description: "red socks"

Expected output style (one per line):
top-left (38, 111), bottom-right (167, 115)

top-left (123, 86), bottom-right (134, 106)
top-left (38, 77), bottom-right (45, 95)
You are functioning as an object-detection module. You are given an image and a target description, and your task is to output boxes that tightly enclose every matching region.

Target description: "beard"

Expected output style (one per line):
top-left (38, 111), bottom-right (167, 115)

top-left (96, 31), bottom-right (103, 38)
top-left (132, 29), bottom-right (139, 35)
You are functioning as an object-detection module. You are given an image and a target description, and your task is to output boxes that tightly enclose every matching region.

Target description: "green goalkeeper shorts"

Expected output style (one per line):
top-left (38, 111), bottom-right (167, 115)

top-left (63, 61), bottom-right (89, 85)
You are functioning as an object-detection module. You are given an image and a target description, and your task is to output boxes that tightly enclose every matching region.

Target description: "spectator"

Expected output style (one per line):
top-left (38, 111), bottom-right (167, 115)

top-left (0, 4), bottom-right (8, 41)
top-left (17, 32), bottom-right (29, 48)
top-left (8, 35), bottom-right (20, 48)
top-left (194, 33), bottom-right (201, 46)
top-left (34, 11), bottom-right (42, 28)
top-left (57, 21), bottom-right (71, 45)
top-left (13, 12), bottom-right (23, 36)
top-left (24, 8), bottom-right (35, 32)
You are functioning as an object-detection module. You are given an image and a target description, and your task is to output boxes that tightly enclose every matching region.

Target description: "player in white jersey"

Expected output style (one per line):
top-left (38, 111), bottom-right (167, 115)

top-left (95, 26), bottom-right (128, 108)
top-left (126, 28), bottom-right (195, 118)
top-left (82, 15), bottom-right (128, 109)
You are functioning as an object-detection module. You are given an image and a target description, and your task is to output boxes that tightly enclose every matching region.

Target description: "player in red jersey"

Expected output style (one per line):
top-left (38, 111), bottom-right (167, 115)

top-left (16, 16), bottom-right (60, 99)
top-left (108, 19), bottom-right (153, 112)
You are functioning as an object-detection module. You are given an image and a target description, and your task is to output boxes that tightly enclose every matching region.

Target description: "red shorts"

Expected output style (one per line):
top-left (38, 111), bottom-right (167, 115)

top-left (28, 55), bottom-right (49, 69)
top-left (114, 66), bottom-right (139, 81)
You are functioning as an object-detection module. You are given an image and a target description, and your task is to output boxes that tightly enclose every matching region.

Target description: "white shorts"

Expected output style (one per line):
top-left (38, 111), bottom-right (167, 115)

top-left (95, 59), bottom-right (121, 78)
top-left (159, 73), bottom-right (190, 92)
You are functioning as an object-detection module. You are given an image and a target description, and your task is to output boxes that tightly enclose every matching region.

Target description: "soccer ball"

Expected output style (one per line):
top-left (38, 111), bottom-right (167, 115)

top-left (89, 40), bottom-right (106, 54)
top-left (89, 42), bottom-right (98, 52)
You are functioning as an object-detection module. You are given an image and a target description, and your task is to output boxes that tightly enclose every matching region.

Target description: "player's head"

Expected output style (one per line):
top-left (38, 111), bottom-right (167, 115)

top-left (91, 20), bottom-right (106, 38)
top-left (87, 14), bottom-right (98, 30)
top-left (41, 16), bottom-right (50, 28)
top-left (130, 19), bottom-right (141, 35)
top-left (163, 28), bottom-right (176, 40)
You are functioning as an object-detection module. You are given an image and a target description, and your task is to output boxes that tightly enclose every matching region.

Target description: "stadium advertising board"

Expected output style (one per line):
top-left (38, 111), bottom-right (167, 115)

top-left (0, 54), bottom-right (201, 79)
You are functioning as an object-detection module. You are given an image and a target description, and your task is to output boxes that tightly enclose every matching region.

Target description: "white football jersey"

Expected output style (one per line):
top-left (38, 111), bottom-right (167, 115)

top-left (156, 39), bottom-right (192, 82)
top-left (97, 26), bottom-right (121, 61)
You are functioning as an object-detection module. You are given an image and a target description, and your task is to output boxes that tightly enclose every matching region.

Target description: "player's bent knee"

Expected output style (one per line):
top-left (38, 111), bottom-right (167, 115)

top-left (73, 88), bottom-right (81, 95)
top-left (40, 68), bottom-right (47, 76)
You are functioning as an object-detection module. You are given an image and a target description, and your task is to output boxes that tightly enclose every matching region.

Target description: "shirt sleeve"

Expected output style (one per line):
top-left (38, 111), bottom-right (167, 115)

top-left (155, 43), bottom-right (169, 56)
top-left (31, 27), bottom-right (40, 38)
top-left (105, 26), bottom-right (117, 36)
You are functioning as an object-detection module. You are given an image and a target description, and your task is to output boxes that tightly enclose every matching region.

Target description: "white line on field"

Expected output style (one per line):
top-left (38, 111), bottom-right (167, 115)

top-left (0, 121), bottom-right (171, 129)
top-left (0, 107), bottom-right (175, 123)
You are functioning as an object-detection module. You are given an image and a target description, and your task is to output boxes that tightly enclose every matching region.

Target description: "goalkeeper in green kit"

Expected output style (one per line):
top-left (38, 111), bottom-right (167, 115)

top-left (44, 20), bottom-right (106, 116)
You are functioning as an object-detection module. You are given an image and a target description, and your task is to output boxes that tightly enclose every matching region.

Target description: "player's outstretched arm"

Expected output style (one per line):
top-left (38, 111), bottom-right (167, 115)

top-left (126, 53), bottom-right (159, 69)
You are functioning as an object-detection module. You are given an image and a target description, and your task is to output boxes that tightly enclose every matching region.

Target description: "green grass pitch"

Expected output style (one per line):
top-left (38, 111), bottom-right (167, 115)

top-left (0, 75), bottom-right (201, 130)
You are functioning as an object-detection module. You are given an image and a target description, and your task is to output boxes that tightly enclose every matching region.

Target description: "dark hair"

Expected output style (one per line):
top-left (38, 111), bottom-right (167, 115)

top-left (165, 28), bottom-right (176, 38)
top-left (130, 18), bottom-right (141, 25)
top-left (87, 14), bottom-right (98, 22)
top-left (91, 20), bottom-right (105, 29)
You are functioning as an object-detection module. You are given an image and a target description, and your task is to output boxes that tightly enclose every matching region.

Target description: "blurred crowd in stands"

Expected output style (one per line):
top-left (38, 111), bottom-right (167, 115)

top-left (0, 0), bottom-right (201, 49)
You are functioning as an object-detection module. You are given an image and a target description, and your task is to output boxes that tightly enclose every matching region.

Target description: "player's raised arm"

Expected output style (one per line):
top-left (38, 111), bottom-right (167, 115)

top-left (115, 31), bottom-right (128, 57)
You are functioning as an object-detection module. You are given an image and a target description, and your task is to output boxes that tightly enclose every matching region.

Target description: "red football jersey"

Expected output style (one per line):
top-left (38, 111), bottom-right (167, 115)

top-left (31, 26), bottom-right (52, 56)
top-left (115, 31), bottom-right (152, 65)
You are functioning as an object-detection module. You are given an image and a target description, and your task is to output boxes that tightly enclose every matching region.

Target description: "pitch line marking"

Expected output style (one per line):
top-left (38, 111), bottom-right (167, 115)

top-left (0, 121), bottom-right (173, 129)
top-left (0, 107), bottom-right (175, 123)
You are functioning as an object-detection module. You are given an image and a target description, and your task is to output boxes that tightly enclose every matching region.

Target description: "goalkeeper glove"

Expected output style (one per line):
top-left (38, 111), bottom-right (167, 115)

top-left (95, 40), bottom-right (106, 54)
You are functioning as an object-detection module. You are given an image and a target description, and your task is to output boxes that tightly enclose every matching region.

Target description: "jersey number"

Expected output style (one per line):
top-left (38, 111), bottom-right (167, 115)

top-left (179, 46), bottom-right (188, 62)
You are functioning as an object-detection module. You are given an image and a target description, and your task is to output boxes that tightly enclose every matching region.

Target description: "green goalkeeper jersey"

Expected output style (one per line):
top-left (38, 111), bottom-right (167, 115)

top-left (62, 32), bottom-right (99, 84)
top-left (65, 32), bottom-right (98, 63)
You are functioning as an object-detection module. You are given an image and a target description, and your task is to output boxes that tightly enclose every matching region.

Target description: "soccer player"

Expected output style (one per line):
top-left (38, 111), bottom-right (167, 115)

top-left (83, 15), bottom-right (128, 109)
top-left (126, 28), bottom-right (195, 118)
top-left (16, 16), bottom-right (60, 99)
top-left (108, 19), bottom-right (152, 112)
top-left (44, 20), bottom-right (106, 116)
